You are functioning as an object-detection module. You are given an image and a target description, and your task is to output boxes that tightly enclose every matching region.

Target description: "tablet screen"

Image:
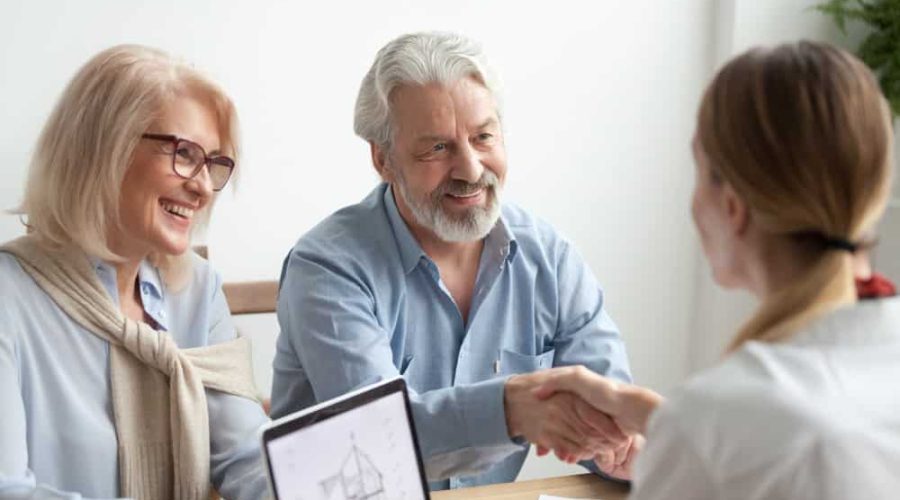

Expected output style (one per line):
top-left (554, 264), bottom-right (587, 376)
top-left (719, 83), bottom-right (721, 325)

top-left (266, 389), bottom-right (428, 500)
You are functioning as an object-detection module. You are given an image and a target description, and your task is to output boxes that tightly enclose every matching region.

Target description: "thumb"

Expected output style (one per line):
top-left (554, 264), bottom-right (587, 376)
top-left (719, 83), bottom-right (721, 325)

top-left (532, 367), bottom-right (581, 400)
top-left (532, 381), bottom-right (561, 400)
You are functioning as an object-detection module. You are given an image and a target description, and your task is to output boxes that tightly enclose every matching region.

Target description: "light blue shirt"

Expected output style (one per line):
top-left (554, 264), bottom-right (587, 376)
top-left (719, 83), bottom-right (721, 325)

top-left (0, 251), bottom-right (269, 500)
top-left (272, 184), bottom-right (632, 490)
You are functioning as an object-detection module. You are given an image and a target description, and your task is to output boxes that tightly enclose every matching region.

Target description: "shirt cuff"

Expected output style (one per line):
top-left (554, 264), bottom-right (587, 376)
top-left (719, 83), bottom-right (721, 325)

top-left (580, 458), bottom-right (632, 485)
top-left (460, 375), bottom-right (515, 448)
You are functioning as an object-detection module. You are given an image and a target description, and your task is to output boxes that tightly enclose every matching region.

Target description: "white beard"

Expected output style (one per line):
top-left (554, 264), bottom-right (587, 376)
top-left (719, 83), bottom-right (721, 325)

top-left (394, 170), bottom-right (502, 243)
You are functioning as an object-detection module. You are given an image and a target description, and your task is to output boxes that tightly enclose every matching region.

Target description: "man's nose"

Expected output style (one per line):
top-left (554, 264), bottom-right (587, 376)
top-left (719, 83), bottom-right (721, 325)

top-left (452, 143), bottom-right (484, 184)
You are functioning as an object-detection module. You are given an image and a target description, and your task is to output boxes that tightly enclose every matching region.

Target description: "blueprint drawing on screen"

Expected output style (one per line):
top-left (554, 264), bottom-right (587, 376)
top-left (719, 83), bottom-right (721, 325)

top-left (267, 392), bottom-right (426, 500)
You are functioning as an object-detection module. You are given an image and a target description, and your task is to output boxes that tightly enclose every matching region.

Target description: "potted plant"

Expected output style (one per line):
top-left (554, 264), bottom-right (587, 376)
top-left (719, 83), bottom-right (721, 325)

top-left (818, 0), bottom-right (900, 116)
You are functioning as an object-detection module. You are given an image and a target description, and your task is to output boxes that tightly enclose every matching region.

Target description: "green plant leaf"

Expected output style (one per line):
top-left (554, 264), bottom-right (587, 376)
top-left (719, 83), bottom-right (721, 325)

top-left (818, 0), bottom-right (900, 117)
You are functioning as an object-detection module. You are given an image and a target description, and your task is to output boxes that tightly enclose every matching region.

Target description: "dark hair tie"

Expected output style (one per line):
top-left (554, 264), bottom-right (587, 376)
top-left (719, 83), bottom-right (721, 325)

top-left (820, 236), bottom-right (859, 253)
top-left (791, 231), bottom-right (860, 253)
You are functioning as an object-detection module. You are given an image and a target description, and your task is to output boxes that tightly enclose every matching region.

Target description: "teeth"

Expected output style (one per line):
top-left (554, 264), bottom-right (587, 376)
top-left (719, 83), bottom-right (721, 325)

top-left (161, 202), bottom-right (194, 219)
top-left (451, 189), bottom-right (483, 198)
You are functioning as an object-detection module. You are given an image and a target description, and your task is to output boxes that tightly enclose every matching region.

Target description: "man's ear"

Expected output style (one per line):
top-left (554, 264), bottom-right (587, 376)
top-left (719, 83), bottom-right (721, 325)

top-left (723, 183), bottom-right (750, 237)
top-left (370, 142), bottom-right (394, 183)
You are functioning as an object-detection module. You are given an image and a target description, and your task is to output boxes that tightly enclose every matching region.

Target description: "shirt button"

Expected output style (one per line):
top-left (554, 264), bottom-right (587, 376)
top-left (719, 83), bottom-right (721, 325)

top-left (141, 283), bottom-right (150, 294)
top-left (159, 310), bottom-right (166, 318)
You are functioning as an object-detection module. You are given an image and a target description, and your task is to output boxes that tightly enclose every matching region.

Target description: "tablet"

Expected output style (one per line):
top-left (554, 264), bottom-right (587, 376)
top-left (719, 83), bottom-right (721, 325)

top-left (260, 377), bottom-right (431, 499)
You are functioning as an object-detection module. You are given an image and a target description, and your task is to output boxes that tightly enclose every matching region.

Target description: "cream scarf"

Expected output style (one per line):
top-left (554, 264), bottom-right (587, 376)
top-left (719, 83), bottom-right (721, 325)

top-left (2, 236), bottom-right (259, 500)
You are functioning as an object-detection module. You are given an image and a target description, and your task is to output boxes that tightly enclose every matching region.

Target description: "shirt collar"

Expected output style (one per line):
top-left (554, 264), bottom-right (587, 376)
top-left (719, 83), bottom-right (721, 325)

top-left (485, 211), bottom-right (519, 264)
top-left (137, 260), bottom-right (168, 330)
top-left (382, 183), bottom-right (518, 273)
top-left (137, 260), bottom-right (164, 300)
top-left (89, 256), bottom-right (168, 330)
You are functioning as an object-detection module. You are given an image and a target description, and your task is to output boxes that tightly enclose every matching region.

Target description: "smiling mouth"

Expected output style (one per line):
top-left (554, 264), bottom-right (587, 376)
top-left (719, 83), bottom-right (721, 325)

top-left (447, 189), bottom-right (485, 199)
top-left (160, 200), bottom-right (195, 220)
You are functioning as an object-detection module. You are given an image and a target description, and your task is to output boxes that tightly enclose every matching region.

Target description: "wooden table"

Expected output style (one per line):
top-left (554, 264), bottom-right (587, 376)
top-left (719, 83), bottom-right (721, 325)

top-left (431, 473), bottom-right (629, 499)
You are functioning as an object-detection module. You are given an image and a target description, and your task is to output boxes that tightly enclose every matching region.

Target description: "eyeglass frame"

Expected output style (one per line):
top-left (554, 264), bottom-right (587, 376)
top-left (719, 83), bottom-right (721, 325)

top-left (140, 133), bottom-right (235, 191)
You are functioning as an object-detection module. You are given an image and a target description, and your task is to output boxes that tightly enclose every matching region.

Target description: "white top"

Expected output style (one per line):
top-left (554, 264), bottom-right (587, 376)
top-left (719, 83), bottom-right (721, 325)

top-left (632, 297), bottom-right (900, 500)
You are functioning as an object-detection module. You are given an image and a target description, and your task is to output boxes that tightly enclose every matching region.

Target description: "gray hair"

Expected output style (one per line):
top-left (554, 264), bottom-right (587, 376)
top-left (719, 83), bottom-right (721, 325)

top-left (353, 31), bottom-right (501, 149)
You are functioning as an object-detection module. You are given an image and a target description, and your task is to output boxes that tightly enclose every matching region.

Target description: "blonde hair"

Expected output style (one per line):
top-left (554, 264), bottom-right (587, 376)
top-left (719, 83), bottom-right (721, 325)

top-left (696, 41), bottom-right (894, 352)
top-left (20, 44), bottom-right (239, 288)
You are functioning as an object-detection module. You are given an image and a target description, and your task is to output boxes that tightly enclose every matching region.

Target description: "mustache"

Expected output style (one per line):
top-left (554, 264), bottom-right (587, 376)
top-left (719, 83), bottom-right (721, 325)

top-left (435, 171), bottom-right (500, 197)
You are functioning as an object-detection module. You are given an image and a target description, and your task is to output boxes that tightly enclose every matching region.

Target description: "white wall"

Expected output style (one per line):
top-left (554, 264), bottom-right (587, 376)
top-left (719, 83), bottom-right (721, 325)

top-left (0, 0), bottom-right (717, 481)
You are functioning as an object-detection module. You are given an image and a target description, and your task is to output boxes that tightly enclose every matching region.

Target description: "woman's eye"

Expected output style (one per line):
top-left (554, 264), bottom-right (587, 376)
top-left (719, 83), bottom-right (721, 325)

top-left (478, 133), bottom-right (493, 141)
top-left (176, 148), bottom-right (193, 160)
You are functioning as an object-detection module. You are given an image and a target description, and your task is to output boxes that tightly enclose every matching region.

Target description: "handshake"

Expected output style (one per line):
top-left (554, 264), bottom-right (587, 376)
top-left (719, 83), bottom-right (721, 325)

top-left (503, 366), bottom-right (662, 480)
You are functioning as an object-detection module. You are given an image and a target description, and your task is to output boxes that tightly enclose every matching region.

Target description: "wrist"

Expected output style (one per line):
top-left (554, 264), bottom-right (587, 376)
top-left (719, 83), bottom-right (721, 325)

top-left (619, 385), bottom-right (663, 434)
top-left (503, 374), bottom-right (526, 437)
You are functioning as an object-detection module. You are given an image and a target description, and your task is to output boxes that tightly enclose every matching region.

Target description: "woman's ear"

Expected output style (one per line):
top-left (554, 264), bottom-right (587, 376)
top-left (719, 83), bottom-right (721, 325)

top-left (723, 183), bottom-right (750, 237)
top-left (370, 142), bottom-right (394, 183)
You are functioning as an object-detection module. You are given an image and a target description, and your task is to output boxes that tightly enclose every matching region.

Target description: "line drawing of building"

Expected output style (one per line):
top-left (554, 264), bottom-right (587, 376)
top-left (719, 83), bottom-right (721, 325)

top-left (319, 434), bottom-right (386, 500)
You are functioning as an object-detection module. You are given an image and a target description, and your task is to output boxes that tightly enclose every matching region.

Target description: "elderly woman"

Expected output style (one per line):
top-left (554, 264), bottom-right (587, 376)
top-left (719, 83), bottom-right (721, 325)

top-left (0, 45), bottom-right (268, 499)
top-left (531, 41), bottom-right (900, 499)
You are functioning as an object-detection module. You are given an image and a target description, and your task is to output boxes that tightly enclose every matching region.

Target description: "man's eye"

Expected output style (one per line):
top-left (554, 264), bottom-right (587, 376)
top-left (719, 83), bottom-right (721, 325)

top-left (432, 143), bottom-right (447, 152)
top-left (478, 133), bottom-right (493, 141)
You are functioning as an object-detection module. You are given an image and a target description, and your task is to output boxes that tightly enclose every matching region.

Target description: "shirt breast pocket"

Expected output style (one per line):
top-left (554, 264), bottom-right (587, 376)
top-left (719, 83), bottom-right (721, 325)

top-left (499, 348), bottom-right (555, 375)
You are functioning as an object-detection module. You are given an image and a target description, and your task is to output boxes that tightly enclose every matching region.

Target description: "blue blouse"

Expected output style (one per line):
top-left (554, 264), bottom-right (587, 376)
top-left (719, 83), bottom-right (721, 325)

top-left (0, 251), bottom-right (269, 499)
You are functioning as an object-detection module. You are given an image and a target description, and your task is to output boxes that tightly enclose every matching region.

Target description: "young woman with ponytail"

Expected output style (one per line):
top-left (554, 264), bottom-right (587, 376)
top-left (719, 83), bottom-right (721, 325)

top-left (533, 41), bottom-right (900, 499)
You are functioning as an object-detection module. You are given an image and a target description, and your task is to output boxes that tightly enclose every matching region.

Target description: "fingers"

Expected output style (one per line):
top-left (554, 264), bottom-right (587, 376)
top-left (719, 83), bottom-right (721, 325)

top-left (529, 393), bottom-right (613, 462)
top-left (537, 443), bottom-right (582, 464)
top-left (594, 447), bottom-right (618, 476)
top-left (534, 414), bottom-right (588, 462)
top-left (539, 395), bottom-right (598, 461)
top-left (533, 367), bottom-right (663, 437)
top-left (532, 365), bottom-right (587, 400)
top-left (595, 434), bottom-right (644, 481)
top-left (612, 436), bottom-right (632, 468)
top-left (533, 366), bottom-right (621, 419)
top-left (573, 396), bottom-right (628, 444)
top-left (614, 388), bottom-right (663, 435)
top-left (552, 434), bottom-right (590, 463)
top-left (550, 394), bottom-right (618, 453)
top-left (510, 370), bottom-right (644, 465)
top-left (625, 434), bottom-right (645, 468)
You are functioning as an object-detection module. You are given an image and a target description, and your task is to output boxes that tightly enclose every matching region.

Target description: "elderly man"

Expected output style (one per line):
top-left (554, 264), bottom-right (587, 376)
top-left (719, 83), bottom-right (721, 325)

top-left (271, 31), bottom-right (633, 489)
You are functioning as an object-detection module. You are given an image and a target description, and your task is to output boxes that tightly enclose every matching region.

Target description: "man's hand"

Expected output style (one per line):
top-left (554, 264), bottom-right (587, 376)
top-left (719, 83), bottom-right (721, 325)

top-left (594, 434), bottom-right (644, 480)
top-left (533, 365), bottom-right (663, 435)
top-left (504, 370), bottom-right (629, 462)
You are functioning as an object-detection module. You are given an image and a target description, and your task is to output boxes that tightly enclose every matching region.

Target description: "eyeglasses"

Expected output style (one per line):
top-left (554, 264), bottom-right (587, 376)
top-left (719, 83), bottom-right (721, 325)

top-left (141, 133), bottom-right (235, 191)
